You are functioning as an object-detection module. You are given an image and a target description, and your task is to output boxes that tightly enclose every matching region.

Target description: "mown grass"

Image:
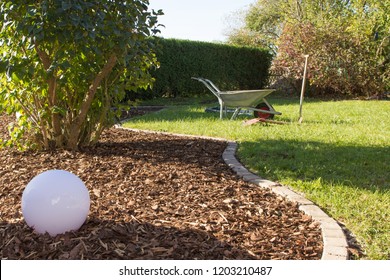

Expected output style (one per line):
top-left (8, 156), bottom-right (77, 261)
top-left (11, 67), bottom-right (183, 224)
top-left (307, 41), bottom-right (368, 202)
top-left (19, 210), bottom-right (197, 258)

top-left (123, 96), bottom-right (390, 260)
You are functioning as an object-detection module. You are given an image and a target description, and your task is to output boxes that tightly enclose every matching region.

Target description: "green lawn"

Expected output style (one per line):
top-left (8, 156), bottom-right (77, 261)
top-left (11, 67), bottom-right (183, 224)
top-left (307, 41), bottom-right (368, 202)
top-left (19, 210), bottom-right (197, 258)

top-left (123, 96), bottom-right (390, 260)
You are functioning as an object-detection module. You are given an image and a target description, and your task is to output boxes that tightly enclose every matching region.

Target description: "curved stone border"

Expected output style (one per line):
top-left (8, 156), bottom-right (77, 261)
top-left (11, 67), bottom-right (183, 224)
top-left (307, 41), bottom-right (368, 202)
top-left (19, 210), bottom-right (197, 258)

top-left (115, 126), bottom-right (349, 260)
top-left (223, 141), bottom-right (349, 260)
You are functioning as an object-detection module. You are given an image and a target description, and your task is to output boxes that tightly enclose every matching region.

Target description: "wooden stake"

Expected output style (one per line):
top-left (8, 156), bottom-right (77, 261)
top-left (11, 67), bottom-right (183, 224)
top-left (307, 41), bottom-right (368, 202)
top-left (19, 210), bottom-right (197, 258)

top-left (243, 118), bottom-right (289, 126)
top-left (298, 55), bottom-right (309, 124)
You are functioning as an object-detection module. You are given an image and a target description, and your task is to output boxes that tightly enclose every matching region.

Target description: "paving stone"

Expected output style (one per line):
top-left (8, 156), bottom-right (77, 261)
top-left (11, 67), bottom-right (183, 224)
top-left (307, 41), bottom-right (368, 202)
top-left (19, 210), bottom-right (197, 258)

top-left (299, 204), bottom-right (330, 219)
top-left (322, 246), bottom-right (349, 260)
top-left (271, 186), bottom-right (314, 205)
top-left (247, 178), bottom-right (278, 188)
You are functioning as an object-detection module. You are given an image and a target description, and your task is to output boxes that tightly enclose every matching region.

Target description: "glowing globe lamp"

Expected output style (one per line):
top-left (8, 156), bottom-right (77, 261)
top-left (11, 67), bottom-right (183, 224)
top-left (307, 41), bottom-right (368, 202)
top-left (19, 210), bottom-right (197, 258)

top-left (22, 170), bottom-right (90, 236)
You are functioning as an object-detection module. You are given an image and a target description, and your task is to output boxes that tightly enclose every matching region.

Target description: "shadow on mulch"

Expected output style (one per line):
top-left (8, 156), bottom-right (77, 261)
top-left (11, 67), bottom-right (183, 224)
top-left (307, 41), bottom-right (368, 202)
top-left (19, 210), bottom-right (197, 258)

top-left (1, 115), bottom-right (325, 260)
top-left (1, 218), bottom-right (260, 260)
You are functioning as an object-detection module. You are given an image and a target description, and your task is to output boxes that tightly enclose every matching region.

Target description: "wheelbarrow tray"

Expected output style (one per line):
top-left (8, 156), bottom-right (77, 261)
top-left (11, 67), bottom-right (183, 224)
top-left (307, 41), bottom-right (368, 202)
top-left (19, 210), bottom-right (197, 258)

top-left (192, 77), bottom-right (281, 119)
top-left (219, 89), bottom-right (275, 107)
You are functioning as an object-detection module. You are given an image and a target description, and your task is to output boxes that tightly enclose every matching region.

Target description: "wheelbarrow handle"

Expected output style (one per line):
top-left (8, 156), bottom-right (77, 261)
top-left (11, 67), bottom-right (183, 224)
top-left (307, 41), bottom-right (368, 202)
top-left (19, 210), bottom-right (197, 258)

top-left (191, 77), bottom-right (221, 93)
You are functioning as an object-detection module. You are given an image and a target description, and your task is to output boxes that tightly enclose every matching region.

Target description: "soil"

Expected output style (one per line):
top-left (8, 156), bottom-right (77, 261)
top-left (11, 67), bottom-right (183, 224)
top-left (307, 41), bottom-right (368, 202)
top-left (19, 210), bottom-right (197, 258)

top-left (0, 113), bottom-right (324, 260)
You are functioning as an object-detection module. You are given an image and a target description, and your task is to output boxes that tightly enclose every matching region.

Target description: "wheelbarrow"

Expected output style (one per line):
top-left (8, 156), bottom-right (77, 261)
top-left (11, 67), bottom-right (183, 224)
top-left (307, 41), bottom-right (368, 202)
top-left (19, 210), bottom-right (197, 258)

top-left (192, 77), bottom-right (281, 120)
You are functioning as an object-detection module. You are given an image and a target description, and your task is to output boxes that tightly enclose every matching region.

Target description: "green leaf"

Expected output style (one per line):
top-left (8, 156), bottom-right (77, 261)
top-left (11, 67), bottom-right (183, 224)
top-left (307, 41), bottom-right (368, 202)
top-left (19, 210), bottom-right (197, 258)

top-left (61, 1), bottom-right (72, 11)
top-left (51, 106), bottom-right (67, 115)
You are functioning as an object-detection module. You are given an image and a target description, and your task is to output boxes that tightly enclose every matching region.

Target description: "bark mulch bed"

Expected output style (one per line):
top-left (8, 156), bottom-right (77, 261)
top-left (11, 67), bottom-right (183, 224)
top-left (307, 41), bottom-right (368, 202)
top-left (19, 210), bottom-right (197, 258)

top-left (0, 114), bottom-right (323, 260)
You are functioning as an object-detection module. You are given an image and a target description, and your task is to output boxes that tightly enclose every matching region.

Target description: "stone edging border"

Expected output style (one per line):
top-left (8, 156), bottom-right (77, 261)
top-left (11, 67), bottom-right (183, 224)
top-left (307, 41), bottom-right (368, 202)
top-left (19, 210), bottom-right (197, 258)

top-left (223, 141), bottom-right (349, 260)
top-left (115, 125), bottom-right (349, 260)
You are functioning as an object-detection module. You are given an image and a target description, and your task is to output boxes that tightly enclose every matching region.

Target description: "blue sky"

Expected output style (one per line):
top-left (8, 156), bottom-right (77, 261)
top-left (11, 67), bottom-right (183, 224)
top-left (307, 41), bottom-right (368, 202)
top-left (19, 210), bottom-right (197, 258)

top-left (148, 0), bottom-right (256, 42)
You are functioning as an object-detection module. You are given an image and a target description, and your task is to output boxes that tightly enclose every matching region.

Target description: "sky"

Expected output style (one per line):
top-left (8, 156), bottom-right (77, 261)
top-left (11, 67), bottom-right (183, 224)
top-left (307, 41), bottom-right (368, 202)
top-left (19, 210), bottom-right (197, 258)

top-left (148, 0), bottom-right (256, 42)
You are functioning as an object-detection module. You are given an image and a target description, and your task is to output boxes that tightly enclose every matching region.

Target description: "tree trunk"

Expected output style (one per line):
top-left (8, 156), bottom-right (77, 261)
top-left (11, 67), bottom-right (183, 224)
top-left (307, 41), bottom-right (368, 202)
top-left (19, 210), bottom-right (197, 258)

top-left (35, 44), bottom-right (62, 148)
top-left (67, 54), bottom-right (117, 150)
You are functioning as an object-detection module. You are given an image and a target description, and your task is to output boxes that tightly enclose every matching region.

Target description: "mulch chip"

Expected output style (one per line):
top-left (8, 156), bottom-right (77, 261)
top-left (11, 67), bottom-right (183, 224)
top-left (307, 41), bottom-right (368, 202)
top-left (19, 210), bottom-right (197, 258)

top-left (0, 114), bottom-right (323, 259)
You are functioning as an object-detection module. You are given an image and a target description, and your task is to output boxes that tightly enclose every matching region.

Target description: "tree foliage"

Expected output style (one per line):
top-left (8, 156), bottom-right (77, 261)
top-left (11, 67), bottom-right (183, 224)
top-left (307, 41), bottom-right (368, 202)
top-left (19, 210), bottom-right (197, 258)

top-left (228, 0), bottom-right (389, 97)
top-left (0, 0), bottom-right (162, 150)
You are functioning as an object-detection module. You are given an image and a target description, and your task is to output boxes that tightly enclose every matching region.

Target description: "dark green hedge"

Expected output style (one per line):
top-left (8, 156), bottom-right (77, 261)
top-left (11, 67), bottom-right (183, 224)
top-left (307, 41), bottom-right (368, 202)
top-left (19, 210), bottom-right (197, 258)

top-left (129, 38), bottom-right (273, 99)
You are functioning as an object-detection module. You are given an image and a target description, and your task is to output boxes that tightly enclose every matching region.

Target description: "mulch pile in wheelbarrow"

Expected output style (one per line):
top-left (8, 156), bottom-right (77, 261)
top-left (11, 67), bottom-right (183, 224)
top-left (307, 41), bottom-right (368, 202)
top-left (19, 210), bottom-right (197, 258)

top-left (0, 113), bottom-right (323, 260)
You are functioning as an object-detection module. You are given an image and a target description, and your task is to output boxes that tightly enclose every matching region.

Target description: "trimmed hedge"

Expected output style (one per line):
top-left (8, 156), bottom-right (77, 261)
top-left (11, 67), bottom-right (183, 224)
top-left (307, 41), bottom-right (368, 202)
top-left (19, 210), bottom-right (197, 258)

top-left (129, 39), bottom-right (273, 99)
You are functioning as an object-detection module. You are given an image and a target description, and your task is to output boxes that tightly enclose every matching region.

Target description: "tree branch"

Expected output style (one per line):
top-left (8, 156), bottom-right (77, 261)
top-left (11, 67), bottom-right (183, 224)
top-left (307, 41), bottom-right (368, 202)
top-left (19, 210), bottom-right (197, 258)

top-left (34, 43), bottom-right (62, 145)
top-left (67, 54), bottom-right (118, 149)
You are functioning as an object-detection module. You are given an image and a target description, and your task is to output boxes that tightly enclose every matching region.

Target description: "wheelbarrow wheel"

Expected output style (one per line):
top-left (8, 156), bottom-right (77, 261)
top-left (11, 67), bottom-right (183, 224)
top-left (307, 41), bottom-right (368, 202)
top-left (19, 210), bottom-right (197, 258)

top-left (254, 103), bottom-right (275, 119)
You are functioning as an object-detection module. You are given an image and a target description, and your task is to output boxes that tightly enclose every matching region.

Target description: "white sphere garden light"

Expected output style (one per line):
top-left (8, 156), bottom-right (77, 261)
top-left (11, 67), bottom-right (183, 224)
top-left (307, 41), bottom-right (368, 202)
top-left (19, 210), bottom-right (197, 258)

top-left (21, 170), bottom-right (90, 236)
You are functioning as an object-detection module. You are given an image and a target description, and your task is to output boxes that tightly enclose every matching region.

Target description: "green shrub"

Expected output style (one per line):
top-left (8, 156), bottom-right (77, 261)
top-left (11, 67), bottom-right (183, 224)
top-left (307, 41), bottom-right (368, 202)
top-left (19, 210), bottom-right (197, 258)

top-left (0, 0), bottom-right (161, 150)
top-left (129, 39), bottom-right (272, 99)
top-left (273, 22), bottom-right (388, 98)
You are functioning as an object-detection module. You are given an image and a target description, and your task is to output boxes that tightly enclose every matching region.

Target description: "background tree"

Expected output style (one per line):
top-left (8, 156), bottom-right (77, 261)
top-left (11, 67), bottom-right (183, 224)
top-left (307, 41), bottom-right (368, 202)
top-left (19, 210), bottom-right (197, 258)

top-left (228, 0), bottom-right (389, 98)
top-left (227, 0), bottom-right (285, 53)
top-left (0, 0), bottom-right (162, 150)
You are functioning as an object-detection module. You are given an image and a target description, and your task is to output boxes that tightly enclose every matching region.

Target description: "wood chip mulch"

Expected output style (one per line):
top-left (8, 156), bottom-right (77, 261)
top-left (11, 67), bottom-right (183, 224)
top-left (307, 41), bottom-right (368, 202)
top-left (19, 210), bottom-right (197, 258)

top-left (0, 114), bottom-right (323, 260)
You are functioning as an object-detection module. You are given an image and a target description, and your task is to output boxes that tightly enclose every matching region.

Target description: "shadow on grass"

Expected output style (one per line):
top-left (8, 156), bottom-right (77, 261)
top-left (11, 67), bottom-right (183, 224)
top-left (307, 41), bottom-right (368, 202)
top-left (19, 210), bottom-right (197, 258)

top-left (239, 139), bottom-right (389, 193)
top-left (129, 95), bottom-right (326, 123)
top-left (128, 106), bottom-right (220, 122)
top-left (128, 105), bottom-right (282, 123)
